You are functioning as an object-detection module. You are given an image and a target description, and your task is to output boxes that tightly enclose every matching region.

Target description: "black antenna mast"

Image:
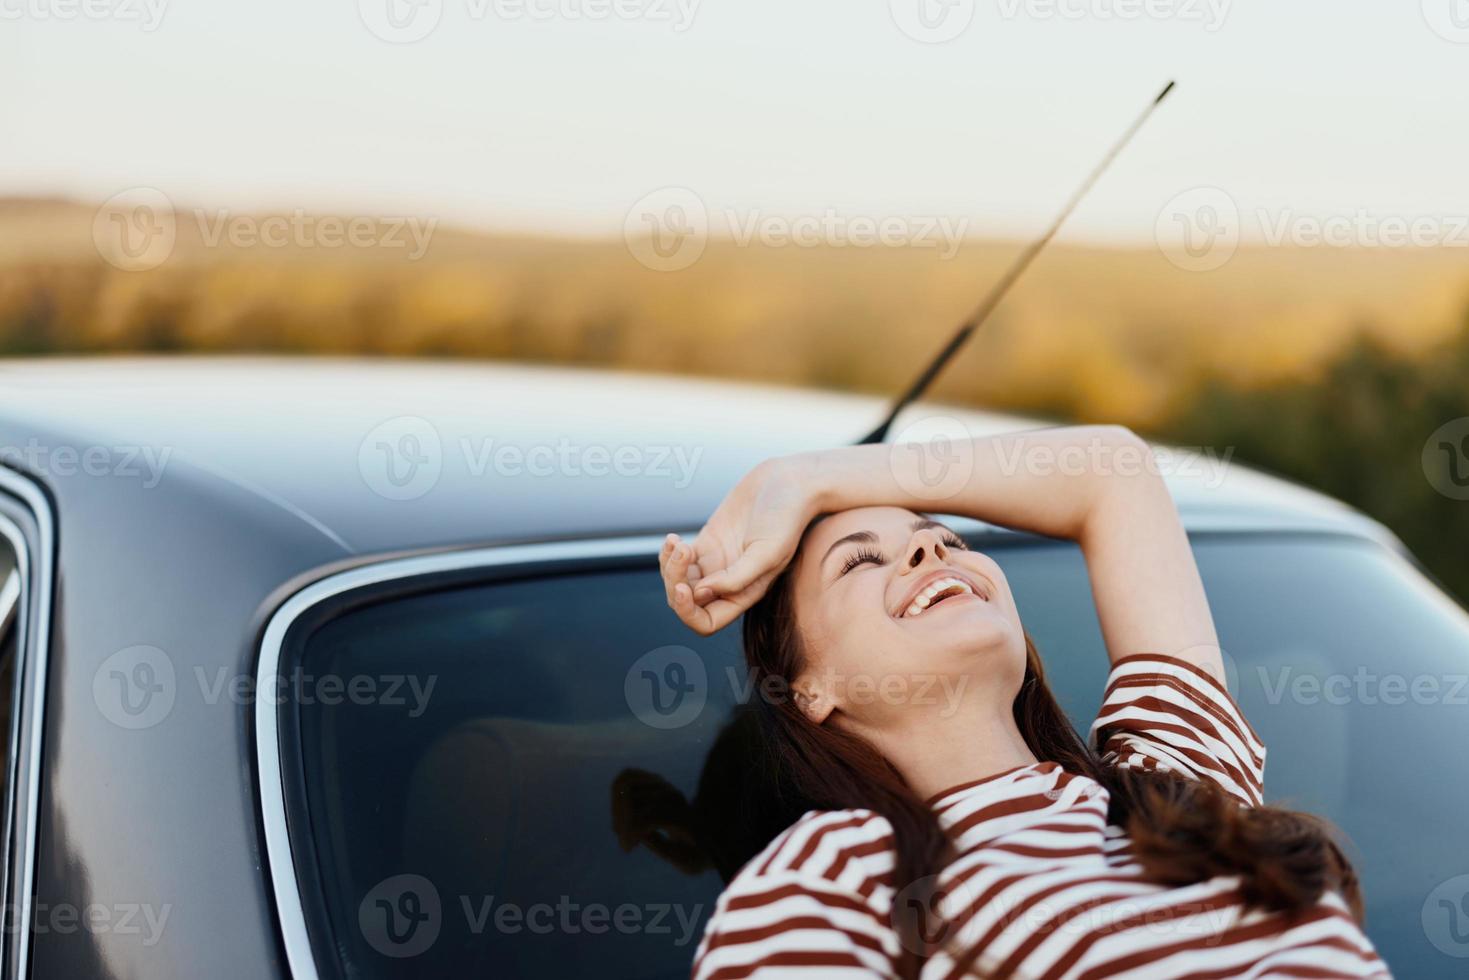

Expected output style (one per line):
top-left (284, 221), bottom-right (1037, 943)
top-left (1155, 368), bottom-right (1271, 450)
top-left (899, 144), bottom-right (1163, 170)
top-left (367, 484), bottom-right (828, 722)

top-left (859, 80), bottom-right (1176, 444)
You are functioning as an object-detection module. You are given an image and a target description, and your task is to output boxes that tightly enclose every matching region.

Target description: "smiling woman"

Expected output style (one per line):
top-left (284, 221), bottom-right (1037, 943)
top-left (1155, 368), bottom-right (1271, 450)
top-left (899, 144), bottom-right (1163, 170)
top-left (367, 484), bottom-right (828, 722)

top-left (660, 425), bottom-right (1389, 979)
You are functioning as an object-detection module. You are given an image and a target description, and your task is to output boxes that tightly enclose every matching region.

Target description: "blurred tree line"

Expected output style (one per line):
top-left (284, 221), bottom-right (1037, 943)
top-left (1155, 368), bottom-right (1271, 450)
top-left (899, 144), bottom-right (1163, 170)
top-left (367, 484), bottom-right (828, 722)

top-left (1157, 311), bottom-right (1469, 604)
top-left (1, 198), bottom-right (1465, 602)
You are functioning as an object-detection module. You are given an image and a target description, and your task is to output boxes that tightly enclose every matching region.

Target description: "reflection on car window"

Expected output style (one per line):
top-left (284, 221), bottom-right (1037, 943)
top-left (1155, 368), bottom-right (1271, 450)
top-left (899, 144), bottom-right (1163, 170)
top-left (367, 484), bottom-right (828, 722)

top-left (288, 536), bottom-right (1469, 979)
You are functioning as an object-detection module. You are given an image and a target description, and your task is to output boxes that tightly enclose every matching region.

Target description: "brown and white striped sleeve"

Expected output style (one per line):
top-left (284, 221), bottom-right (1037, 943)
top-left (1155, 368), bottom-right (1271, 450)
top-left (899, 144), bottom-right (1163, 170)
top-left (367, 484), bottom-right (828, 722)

top-left (691, 809), bottom-right (902, 979)
top-left (1089, 652), bottom-right (1267, 807)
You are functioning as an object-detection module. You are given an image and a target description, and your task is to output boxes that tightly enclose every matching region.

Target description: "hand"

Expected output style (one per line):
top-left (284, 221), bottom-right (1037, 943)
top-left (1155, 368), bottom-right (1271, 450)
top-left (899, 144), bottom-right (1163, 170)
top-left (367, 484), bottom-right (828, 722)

top-left (660, 457), bottom-right (815, 635)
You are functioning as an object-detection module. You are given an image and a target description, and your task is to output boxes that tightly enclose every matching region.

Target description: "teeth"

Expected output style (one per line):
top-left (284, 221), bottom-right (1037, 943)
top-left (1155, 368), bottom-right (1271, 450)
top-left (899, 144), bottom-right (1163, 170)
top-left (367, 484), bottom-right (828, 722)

top-left (902, 577), bottom-right (978, 617)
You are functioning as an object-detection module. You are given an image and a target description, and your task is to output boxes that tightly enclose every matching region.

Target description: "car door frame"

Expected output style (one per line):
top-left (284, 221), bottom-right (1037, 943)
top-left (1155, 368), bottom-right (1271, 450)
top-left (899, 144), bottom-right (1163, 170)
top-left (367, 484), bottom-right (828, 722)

top-left (0, 466), bottom-right (57, 980)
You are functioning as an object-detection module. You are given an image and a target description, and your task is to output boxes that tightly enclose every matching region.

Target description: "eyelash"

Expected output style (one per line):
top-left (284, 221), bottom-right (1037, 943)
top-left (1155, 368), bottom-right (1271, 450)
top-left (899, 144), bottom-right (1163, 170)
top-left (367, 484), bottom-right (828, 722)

top-left (838, 534), bottom-right (968, 576)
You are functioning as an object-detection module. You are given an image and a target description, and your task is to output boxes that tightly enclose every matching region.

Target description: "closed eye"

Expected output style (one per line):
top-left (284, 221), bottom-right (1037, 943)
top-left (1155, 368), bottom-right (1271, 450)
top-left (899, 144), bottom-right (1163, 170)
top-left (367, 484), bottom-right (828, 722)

top-left (835, 532), bottom-right (968, 577)
top-left (838, 547), bottom-right (885, 576)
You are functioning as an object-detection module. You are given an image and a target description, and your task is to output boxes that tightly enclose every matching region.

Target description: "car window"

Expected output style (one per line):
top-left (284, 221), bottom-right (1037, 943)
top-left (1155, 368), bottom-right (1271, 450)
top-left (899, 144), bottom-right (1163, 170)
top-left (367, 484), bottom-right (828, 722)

top-left (283, 535), bottom-right (1469, 979)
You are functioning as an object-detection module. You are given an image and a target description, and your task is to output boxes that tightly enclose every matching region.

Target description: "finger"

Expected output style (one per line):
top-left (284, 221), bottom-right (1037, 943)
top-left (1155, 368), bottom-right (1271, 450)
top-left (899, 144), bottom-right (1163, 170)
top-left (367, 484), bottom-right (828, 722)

top-left (724, 569), bottom-right (778, 612)
top-left (696, 566), bottom-right (782, 630)
top-left (700, 594), bottom-right (746, 634)
top-left (659, 533), bottom-right (681, 573)
top-left (696, 540), bottom-right (781, 597)
top-left (661, 538), bottom-right (692, 609)
top-left (668, 580), bottom-right (717, 635)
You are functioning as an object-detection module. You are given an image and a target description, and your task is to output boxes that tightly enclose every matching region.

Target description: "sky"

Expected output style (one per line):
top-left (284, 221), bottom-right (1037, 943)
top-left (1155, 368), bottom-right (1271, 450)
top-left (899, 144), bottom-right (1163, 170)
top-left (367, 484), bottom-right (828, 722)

top-left (3, 0), bottom-right (1468, 246)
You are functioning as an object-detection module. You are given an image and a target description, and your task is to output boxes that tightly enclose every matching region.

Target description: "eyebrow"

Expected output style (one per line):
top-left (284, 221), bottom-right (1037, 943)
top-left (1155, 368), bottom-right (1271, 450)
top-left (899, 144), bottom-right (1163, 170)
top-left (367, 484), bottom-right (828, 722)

top-left (819, 518), bottom-right (952, 570)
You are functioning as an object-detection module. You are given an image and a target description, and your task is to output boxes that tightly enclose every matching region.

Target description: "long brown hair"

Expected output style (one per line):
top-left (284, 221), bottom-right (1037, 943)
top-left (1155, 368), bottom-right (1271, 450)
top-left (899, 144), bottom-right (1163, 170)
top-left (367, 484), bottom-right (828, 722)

top-left (742, 554), bottom-right (1364, 978)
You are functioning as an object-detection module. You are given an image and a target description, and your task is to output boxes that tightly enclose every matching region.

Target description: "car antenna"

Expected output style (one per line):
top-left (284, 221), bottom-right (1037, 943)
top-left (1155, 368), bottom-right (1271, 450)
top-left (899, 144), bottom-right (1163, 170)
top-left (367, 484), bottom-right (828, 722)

top-left (858, 80), bottom-right (1176, 444)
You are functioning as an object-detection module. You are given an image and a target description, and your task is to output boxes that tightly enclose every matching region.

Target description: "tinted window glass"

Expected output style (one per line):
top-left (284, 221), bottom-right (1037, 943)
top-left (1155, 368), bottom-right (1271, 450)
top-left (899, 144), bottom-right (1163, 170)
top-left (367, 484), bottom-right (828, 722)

top-left (288, 536), bottom-right (1469, 979)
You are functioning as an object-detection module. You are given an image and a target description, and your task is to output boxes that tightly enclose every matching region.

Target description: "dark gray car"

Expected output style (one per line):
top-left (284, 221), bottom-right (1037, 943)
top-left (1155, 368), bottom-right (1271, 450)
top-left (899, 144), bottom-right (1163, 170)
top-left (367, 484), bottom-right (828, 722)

top-left (0, 358), bottom-right (1465, 979)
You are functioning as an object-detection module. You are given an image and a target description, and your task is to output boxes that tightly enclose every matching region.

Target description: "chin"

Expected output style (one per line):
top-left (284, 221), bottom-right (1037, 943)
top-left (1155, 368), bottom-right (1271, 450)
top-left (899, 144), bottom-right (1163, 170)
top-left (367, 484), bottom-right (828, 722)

top-left (923, 614), bottom-right (1023, 670)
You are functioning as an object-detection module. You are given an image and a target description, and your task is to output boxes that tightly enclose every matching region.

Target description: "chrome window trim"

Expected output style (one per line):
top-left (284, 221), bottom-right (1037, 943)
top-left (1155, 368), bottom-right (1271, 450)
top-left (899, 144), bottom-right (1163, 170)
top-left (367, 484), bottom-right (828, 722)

top-left (0, 467), bottom-right (55, 980)
top-left (0, 572), bottom-right (17, 640)
top-left (0, 522), bottom-right (23, 976)
top-left (255, 534), bottom-right (667, 980)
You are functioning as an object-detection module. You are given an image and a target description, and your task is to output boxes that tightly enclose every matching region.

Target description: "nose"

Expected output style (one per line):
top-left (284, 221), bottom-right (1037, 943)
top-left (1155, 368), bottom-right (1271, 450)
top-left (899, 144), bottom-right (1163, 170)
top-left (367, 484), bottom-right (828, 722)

top-left (904, 527), bottom-right (950, 572)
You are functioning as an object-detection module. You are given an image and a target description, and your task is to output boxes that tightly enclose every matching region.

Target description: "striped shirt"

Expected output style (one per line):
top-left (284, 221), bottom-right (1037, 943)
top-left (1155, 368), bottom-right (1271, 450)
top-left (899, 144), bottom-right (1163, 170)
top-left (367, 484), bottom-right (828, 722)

top-left (692, 654), bottom-right (1389, 979)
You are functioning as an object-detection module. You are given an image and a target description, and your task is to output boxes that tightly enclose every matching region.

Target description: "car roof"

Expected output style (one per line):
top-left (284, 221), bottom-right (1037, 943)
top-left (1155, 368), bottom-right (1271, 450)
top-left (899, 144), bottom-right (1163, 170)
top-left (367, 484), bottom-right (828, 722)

top-left (0, 356), bottom-right (1394, 557)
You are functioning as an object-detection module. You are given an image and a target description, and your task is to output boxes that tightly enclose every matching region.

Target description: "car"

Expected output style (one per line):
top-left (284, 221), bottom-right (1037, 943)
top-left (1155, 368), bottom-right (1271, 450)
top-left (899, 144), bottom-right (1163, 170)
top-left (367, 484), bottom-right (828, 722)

top-left (0, 356), bottom-right (1465, 979)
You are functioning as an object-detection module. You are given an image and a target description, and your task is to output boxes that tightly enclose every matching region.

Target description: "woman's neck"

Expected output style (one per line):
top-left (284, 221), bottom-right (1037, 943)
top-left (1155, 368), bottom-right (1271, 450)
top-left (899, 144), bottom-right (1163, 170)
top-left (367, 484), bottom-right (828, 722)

top-left (861, 704), bottom-right (1039, 803)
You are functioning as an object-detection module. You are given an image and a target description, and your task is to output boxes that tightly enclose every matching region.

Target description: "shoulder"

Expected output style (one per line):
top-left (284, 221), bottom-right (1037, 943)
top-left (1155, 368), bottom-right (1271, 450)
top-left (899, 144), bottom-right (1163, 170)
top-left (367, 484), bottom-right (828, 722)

top-left (1090, 652), bottom-right (1267, 806)
top-left (733, 808), bottom-right (897, 894)
top-left (693, 809), bottom-right (903, 979)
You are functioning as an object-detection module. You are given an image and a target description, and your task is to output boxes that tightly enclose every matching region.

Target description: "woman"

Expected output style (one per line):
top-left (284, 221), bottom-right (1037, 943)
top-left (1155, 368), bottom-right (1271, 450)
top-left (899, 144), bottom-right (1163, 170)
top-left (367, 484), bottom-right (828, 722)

top-left (658, 425), bottom-right (1388, 979)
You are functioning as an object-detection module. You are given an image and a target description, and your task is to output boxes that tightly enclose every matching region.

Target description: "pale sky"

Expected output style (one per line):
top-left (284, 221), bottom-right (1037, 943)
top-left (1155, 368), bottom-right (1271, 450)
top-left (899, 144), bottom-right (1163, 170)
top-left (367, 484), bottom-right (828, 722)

top-left (3, 0), bottom-right (1468, 246)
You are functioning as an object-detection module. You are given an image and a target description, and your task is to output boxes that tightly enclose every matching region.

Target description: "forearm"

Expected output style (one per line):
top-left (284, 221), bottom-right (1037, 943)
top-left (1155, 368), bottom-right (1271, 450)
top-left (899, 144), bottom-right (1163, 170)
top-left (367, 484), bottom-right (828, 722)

top-left (795, 424), bottom-right (1222, 668)
top-left (799, 424), bottom-right (1147, 541)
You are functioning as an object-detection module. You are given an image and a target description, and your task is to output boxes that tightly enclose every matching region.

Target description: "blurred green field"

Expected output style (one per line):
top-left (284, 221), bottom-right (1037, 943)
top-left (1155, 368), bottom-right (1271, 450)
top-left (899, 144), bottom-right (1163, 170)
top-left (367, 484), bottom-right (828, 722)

top-left (3, 195), bottom-right (1468, 599)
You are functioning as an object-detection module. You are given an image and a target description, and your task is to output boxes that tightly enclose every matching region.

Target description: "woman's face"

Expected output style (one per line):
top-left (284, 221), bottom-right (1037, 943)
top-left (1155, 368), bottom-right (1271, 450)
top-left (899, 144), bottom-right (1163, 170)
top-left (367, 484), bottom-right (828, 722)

top-left (786, 506), bottom-right (1027, 732)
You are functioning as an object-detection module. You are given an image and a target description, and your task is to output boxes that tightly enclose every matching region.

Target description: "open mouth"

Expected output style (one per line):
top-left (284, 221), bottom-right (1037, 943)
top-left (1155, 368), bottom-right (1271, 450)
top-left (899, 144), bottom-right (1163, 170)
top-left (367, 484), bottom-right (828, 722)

top-left (899, 574), bottom-right (988, 619)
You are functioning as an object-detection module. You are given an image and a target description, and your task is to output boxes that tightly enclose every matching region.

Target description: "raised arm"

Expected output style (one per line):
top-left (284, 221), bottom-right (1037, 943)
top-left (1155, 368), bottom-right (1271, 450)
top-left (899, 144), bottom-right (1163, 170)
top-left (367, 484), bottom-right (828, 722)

top-left (662, 425), bottom-right (1223, 681)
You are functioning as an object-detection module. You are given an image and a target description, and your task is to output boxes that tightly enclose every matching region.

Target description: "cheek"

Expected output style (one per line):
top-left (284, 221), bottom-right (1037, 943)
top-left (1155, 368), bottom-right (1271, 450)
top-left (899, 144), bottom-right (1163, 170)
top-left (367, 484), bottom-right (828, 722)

top-left (798, 578), bottom-right (896, 673)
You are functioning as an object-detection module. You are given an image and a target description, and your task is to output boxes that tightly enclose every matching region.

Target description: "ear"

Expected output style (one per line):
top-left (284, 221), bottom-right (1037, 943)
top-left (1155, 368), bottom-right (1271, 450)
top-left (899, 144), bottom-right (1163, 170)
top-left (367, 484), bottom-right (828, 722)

top-left (791, 674), bottom-right (835, 725)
